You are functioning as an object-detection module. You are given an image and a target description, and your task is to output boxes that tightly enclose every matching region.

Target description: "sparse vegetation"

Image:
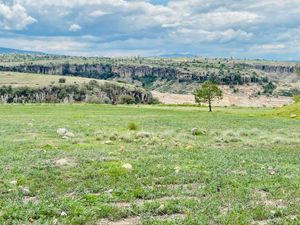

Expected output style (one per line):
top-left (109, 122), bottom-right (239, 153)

top-left (0, 104), bottom-right (299, 224)
top-left (58, 77), bottom-right (66, 83)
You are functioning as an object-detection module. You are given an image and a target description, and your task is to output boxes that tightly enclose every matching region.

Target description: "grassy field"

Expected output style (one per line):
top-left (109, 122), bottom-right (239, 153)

top-left (0, 104), bottom-right (300, 224)
top-left (0, 71), bottom-right (101, 87)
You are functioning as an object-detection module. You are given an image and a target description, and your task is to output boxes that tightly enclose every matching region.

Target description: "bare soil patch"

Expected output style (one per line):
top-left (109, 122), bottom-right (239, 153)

top-left (152, 85), bottom-right (293, 107)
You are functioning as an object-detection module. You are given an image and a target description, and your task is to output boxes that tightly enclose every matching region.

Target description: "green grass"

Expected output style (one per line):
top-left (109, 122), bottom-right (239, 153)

top-left (273, 102), bottom-right (300, 118)
top-left (0, 104), bottom-right (300, 224)
top-left (0, 71), bottom-right (104, 87)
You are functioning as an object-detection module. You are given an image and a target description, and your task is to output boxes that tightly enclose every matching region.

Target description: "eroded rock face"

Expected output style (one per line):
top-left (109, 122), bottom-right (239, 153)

top-left (0, 63), bottom-right (296, 91)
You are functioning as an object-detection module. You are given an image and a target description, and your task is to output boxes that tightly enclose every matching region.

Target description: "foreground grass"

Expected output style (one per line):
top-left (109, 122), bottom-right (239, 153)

top-left (0, 104), bottom-right (300, 224)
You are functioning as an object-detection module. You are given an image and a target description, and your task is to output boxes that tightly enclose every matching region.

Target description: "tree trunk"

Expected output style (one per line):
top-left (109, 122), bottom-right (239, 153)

top-left (208, 99), bottom-right (212, 112)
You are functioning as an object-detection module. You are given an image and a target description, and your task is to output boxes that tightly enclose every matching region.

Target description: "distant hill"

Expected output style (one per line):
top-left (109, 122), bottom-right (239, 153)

top-left (0, 47), bottom-right (44, 55)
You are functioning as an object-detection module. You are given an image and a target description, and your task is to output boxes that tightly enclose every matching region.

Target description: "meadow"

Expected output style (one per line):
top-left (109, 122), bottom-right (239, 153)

top-left (0, 104), bottom-right (300, 225)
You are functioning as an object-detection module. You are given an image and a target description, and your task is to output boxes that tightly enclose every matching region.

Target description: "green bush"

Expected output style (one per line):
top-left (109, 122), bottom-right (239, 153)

top-left (128, 122), bottom-right (138, 131)
top-left (58, 78), bottom-right (66, 83)
top-left (119, 95), bottom-right (135, 104)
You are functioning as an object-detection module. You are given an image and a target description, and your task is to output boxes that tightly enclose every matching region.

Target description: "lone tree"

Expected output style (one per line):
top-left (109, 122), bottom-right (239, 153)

top-left (194, 81), bottom-right (223, 112)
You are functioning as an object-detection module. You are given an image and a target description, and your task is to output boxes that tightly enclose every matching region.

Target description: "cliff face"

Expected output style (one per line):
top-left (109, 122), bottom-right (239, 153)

top-left (0, 63), bottom-right (296, 90)
top-left (251, 64), bottom-right (295, 74)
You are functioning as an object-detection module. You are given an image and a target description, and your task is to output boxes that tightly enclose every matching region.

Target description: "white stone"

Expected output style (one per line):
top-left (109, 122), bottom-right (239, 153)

top-left (122, 163), bottom-right (133, 170)
top-left (57, 128), bottom-right (68, 136)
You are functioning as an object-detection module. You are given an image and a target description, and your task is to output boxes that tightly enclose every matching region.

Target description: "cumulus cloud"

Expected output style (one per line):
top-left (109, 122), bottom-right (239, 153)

top-left (1, 0), bottom-right (300, 59)
top-left (69, 24), bottom-right (82, 32)
top-left (0, 3), bottom-right (36, 30)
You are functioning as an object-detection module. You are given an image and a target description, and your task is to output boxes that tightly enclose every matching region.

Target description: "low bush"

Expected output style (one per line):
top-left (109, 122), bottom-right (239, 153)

top-left (127, 122), bottom-right (138, 131)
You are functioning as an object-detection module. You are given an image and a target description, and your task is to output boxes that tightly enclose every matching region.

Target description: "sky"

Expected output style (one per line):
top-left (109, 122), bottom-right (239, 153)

top-left (0, 0), bottom-right (299, 60)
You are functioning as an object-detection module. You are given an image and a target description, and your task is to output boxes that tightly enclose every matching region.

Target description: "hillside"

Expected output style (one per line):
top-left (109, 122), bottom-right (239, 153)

top-left (0, 71), bottom-right (154, 104)
top-left (0, 54), bottom-right (299, 106)
top-left (0, 71), bottom-right (104, 87)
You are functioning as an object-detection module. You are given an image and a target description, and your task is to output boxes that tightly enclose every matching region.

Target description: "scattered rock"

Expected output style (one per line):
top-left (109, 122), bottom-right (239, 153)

top-left (136, 132), bottom-right (151, 138)
top-left (55, 158), bottom-right (77, 167)
top-left (23, 196), bottom-right (38, 204)
top-left (120, 145), bottom-right (125, 152)
top-left (191, 128), bottom-right (207, 136)
top-left (65, 132), bottom-right (75, 138)
top-left (105, 140), bottom-right (113, 145)
top-left (267, 166), bottom-right (276, 175)
top-left (57, 128), bottom-right (68, 136)
top-left (21, 186), bottom-right (30, 195)
top-left (122, 163), bottom-right (133, 170)
top-left (174, 166), bottom-right (180, 174)
top-left (60, 211), bottom-right (67, 217)
top-left (158, 204), bottom-right (165, 211)
top-left (185, 145), bottom-right (193, 150)
top-left (191, 128), bottom-right (198, 135)
top-left (9, 180), bottom-right (17, 185)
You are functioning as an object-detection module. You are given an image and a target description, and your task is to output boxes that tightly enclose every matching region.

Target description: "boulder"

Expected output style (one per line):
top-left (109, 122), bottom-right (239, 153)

top-left (122, 163), bottom-right (133, 170)
top-left (57, 128), bottom-right (68, 136)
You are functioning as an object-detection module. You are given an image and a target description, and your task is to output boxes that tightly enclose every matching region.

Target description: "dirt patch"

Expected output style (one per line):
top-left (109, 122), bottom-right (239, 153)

top-left (111, 196), bottom-right (202, 209)
top-left (252, 189), bottom-right (287, 209)
top-left (54, 158), bottom-right (77, 167)
top-left (99, 217), bottom-right (141, 225)
top-left (23, 196), bottom-right (38, 204)
top-left (98, 213), bottom-right (186, 225)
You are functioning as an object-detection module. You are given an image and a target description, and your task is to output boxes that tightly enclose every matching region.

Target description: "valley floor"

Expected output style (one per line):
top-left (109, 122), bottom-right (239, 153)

top-left (0, 104), bottom-right (300, 224)
top-left (153, 85), bottom-right (293, 107)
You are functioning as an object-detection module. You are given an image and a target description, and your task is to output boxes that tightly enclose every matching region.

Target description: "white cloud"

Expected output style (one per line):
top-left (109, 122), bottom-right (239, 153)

top-left (69, 23), bottom-right (82, 32)
top-left (1, 0), bottom-right (300, 59)
top-left (90, 10), bottom-right (111, 17)
top-left (0, 3), bottom-right (36, 30)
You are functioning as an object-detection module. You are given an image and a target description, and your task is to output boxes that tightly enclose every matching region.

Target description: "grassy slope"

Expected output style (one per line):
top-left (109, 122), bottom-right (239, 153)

top-left (273, 102), bottom-right (300, 118)
top-left (0, 71), bottom-right (104, 88)
top-left (0, 104), bottom-right (300, 224)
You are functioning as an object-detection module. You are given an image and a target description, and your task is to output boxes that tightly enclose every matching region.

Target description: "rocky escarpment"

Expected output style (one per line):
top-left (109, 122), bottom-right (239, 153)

top-left (0, 62), bottom-right (297, 95)
top-left (0, 63), bottom-right (273, 85)
top-left (241, 63), bottom-right (296, 74)
top-left (0, 81), bottom-right (154, 104)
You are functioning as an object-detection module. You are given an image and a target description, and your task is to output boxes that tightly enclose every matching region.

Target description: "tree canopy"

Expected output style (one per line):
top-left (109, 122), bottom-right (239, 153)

top-left (194, 81), bottom-right (223, 112)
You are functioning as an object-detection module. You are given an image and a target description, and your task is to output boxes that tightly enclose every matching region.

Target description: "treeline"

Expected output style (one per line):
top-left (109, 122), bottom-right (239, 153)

top-left (0, 80), bottom-right (157, 104)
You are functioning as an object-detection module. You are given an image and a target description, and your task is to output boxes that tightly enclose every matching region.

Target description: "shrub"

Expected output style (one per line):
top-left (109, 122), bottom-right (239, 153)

top-left (119, 95), bottom-right (135, 104)
top-left (128, 122), bottom-right (138, 131)
top-left (58, 78), bottom-right (66, 83)
top-left (148, 97), bottom-right (161, 104)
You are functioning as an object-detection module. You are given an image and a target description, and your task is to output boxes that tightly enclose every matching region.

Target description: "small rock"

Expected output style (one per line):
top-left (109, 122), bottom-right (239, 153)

top-left (122, 163), bottom-right (133, 170)
top-left (60, 211), bottom-right (67, 217)
top-left (137, 132), bottom-right (151, 138)
top-left (120, 145), bottom-right (125, 152)
top-left (9, 180), bottom-right (17, 185)
top-left (57, 128), bottom-right (68, 136)
top-left (290, 114), bottom-right (297, 118)
top-left (105, 140), bottom-right (113, 145)
top-left (174, 166), bottom-right (180, 174)
top-left (158, 204), bottom-right (165, 211)
top-left (21, 186), bottom-right (30, 195)
top-left (268, 166), bottom-right (276, 175)
top-left (65, 132), bottom-right (75, 138)
top-left (191, 128), bottom-right (198, 135)
top-left (185, 145), bottom-right (193, 150)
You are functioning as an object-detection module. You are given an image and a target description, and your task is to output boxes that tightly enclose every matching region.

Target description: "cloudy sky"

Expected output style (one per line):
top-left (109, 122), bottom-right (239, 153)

top-left (0, 0), bottom-right (299, 60)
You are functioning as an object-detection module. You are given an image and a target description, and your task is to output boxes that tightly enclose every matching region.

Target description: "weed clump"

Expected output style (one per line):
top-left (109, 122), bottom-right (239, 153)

top-left (128, 122), bottom-right (138, 131)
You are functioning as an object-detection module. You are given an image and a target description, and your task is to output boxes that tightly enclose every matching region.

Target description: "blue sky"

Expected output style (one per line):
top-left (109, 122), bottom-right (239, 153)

top-left (0, 0), bottom-right (299, 60)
